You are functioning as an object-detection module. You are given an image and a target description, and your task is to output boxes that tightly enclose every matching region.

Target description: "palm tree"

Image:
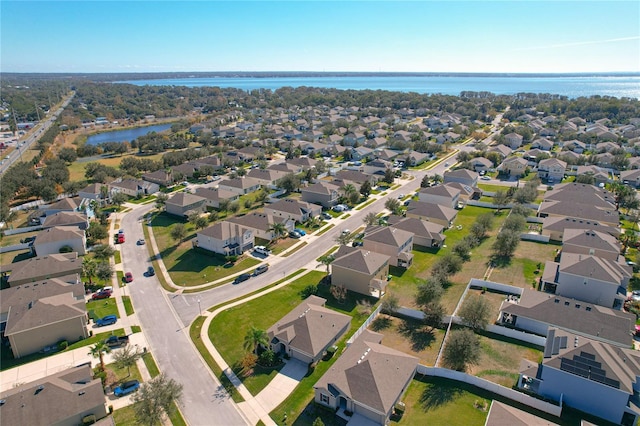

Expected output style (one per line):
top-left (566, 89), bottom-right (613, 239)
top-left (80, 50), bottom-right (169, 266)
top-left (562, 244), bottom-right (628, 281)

top-left (341, 183), bottom-right (356, 198)
top-left (318, 254), bottom-right (335, 276)
top-left (82, 257), bottom-right (96, 285)
top-left (243, 326), bottom-right (268, 355)
top-left (268, 222), bottom-right (287, 242)
top-left (89, 341), bottom-right (111, 371)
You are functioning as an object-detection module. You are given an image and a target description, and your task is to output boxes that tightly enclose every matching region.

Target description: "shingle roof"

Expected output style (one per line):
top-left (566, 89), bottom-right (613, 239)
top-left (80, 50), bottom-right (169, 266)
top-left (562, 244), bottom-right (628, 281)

top-left (542, 216), bottom-right (620, 237)
top-left (486, 401), bottom-right (559, 426)
top-left (314, 330), bottom-right (418, 415)
top-left (418, 184), bottom-right (461, 199)
top-left (406, 200), bottom-right (457, 222)
top-left (42, 212), bottom-right (87, 229)
top-left (559, 253), bottom-right (631, 284)
top-left (267, 295), bottom-right (351, 358)
top-left (34, 226), bottom-right (84, 245)
top-left (303, 181), bottom-right (340, 195)
top-left (387, 216), bottom-right (445, 242)
top-left (562, 228), bottom-right (621, 255)
top-left (166, 192), bottom-right (205, 207)
top-left (0, 364), bottom-right (106, 426)
top-left (363, 226), bottom-right (413, 248)
top-left (193, 187), bottom-right (237, 202)
top-left (265, 199), bottom-right (319, 215)
top-left (226, 212), bottom-right (288, 232)
top-left (218, 177), bottom-right (261, 189)
top-left (7, 253), bottom-right (82, 285)
top-left (332, 247), bottom-right (390, 275)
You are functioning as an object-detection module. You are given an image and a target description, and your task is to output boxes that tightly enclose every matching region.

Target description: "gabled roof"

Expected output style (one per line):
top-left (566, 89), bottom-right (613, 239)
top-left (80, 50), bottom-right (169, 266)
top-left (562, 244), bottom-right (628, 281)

top-left (539, 200), bottom-right (618, 224)
top-left (444, 168), bottom-right (478, 181)
top-left (418, 184), bottom-right (461, 199)
top-left (314, 330), bottom-right (418, 415)
top-left (562, 228), bottom-right (620, 254)
top-left (267, 295), bottom-right (351, 358)
top-left (332, 247), bottom-right (390, 275)
top-left (79, 183), bottom-right (105, 196)
top-left (500, 289), bottom-right (634, 347)
top-left (218, 177), bottom-right (261, 189)
top-left (387, 216), bottom-right (445, 242)
top-left (265, 198), bottom-right (319, 215)
top-left (542, 216), bottom-right (620, 237)
top-left (0, 364), bottom-right (105, 426)
top-left (226, 212), bottom-right (289, 232)
top-left (46, 197), bottom-right (81, 211)
top-left (559, 253), bottom-right (631, 284)
top-left (193, 187), bottom-right (238, 202)
top-left (246, 168), bottom-right (289, 182)
top-left (42, 212), bottom-right (87, 229)
top-left (486, 401), bottom-right (559, 426)
top-left (197, 221), bottom-right (250, 240)
top-left (363, 226), bottom-right (413, 248)
top-left (34, 226), bottom-right (84, 244)
top-left (303, 181), bottom-right (340, 195)
top-left (166, 192), bottom-right (205, 207)
top-left (406, 200), bottom-right (458, 222)
top-left (7, 253), bottom-right (82, 285)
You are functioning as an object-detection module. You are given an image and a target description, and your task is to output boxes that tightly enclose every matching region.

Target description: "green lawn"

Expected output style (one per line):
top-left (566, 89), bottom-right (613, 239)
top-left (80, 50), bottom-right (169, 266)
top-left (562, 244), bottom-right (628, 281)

top-left (209, 270), bottom-right (375, 396)
top-left (86, 298), bottom-right (120, 320)
top-left (122, 296), bottom-right (134, 316)
top-left (106, 359), bottom-right (143, 386)
top-left (114, 250), bottom-right (122, 264)
top-left (116, 271), bottom-right (125, 287)
top-left (151, 213), bottom-right (259, 286)
top-left (113, 405), bottom-right (137, 425)
top-left (67, 329), bottom-right (127, 351)
top-left (0, 230), bottom-right (39, 248)
top-left (142, 352), bottom-right (160, 377)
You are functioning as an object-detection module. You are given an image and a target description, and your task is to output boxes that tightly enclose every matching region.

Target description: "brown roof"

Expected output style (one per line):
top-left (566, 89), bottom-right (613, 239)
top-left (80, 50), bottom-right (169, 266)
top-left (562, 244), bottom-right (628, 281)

top-left (332, 247), bottom-right (390, 275)
top-left (406, 200), bottom-right (457, 222)
top-left (560, 253), bottom-right (631, 284)
top-left (7, 253), bottom-right (82, 285)
top-left (166, 192), bottom-right (205, 207)
top-left (363, 226), bottom-right (413, 248)
top-left (303, 181), bottom-right (340, 195)
top-left (193, 187), bottom-right (237, 202)
top-left (418, 184), bottom-right (461, 199)
top-left (0, 364), bottom-right (106, 426)
top-left (197, 221), bottom-right (250, 240)
top-left (34, 226), bottom-right (84, 245)
top-left (226, 212), bottom-right (289, 232)
top-left (267, 295), bottom-right (351, 358)
top-left (314, 329), bottom-right (418, 414)
top-left (265, 198), bottom-right (320, 215)
top-left (218, 177), bottom-right (261, 189)
top-left (387, 216), bottom-right (445, 243)
top-left (542, 216), bottom-right (620, 237)
top-left (486, 401), bottom-right (559, 426)
top-left (42, 212), bottom-right (87, 229)
top-left (562, 228), bottom-right (621, 254)
top-left (46, 197), bottom-right (81, 211)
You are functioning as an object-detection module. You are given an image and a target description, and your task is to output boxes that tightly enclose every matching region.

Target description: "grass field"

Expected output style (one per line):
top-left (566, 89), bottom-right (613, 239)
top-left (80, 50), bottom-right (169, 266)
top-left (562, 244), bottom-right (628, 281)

top-left (122, 295), bottom-right (134, 316)
top-left (370, 316), bottom-right (445, 366)
top-left (0, 230), bottom-right (38, 248)
top-left (151, 213), bottom-right (259, 286)
top-left (86, 298), bottom-right (120, 320)
top-left (67, 152), bottom-right (165, 182)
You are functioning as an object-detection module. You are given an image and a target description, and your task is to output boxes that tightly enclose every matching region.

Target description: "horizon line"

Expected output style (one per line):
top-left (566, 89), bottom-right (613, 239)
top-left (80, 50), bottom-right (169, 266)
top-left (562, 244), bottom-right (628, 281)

top-left (3, 71), bottom-right (640, 76)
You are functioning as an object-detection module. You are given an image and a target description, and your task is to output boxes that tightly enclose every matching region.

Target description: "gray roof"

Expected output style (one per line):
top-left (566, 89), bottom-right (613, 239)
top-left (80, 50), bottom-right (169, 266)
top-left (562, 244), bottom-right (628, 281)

top-left (542, 216), bottom-right (621, 237)
top-left (562, 228), bottom-right (621, 255)
top-left (193, 187), bottom-right (237, 202)
top-left (486, 401), bottom-right (559, 426)
top-left (46, 197), bottom-right (81, 211)
top-left (363, 226), bottom-right (413, 248)
top-left (0, 364), bottom-right (106, 426)
top-left (387, 216), bottom-right (445, 242)
top-left (444, 168), bottom-right (478, 181)
top-left (543, 183), bottom-right (616, 208)
top-left (314, 329), bottom-right (418, 415)
top-left (267, 295), bottom-right (351, 358)
top-left (303, 181), bottom-right (340, 195)
top-left (226, 212), bottom-right (289, 232)
top-left (7, 253), bottom-right (82, 285)
top-left (332, 247), bottom-right (390, 275)
top-left (500, 289), bottom-right (634, 347)
top-left (166, 192), bottom-right (205, 207)
top-left (406, 200), bottom-right (458, 222)
top-left (42, 212), bottom-right (87, 229)
top-left (418, 184), bottom-right (461, 199)
top-left (559, 252), bottom-right (631, 284)
top-left (265, 198), bottom-right (320, 216)
top-left (218, 177), bottom-right (261, 189)
top-left (197, 221), bottom-right (249, 240)
top-left (34, 226), bottom-right (84, 245)
top-left (539, 200), bottom-right (618, 224)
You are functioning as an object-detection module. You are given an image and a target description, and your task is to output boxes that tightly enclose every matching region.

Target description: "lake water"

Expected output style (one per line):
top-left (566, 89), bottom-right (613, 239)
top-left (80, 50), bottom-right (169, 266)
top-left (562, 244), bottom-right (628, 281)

top-left (117, 75), bottom-right (640, 99)
top-left (85, 123), bottom-right (173, 145)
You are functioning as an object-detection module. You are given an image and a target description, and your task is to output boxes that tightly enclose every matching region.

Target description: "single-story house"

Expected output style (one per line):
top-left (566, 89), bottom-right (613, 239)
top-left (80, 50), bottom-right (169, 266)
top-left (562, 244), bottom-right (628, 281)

top-left (313, 329), bottom-right (418, 426)
top-left (40, 212), bottom-right (88, 230)
top-left (246, 168), bottom-right (289, 187)
top-left (193, 187), bottom-right (239, 209)
top-left (142, 169), bottom-right (174, 187)
top-left (267, 295), bottom-right (351, 364)
top-left (218, 177), bottom-right (261, 196)
top-left (405, 200), bottom-right (458, 228)
top-left (226, 213), bottom-right (294, 241)
top-left (78, 183), bottom-right (109, 202)
top-left (109, 178), bottom-right (159, 197)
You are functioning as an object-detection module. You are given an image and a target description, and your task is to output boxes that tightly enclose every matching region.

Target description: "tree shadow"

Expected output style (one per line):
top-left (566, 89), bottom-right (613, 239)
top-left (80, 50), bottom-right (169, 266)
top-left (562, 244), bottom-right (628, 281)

top-left (397, 319), bottom-right (435, 352)
top-left (419, 383), bottom-right (462, 410)
top-left (370, 316), bottom-right (392, 332)
top-left (489, 255), bottom-right (512, 268)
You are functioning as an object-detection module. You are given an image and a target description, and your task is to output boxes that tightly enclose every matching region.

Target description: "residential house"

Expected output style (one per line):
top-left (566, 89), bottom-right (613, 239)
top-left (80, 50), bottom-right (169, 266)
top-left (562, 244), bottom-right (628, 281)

top-left (78, 183), bottom-right (109, 203)
top-left (362, 226), bottom-right (414, 268)
top-left (531, 138), bottom-right (554, 151)
top-left (217, 177), bottom-right (261, 196)
top-left (267, 295), bottom-right (351, 364)
top-left (498, 288), bottom-right (635, 347)
top-left (301, 181), bottom-right (340, 208)
top-left (33, 226), bottom-right (86, 256)
top-left (263, 199), bottom-right (322, 223)
top-left (504, 133), bottom-right (524, 149)
top-left (363, 159), bottom-right (393, 176)
top-left (488, 144), bottom-right (512, 159)
top-left (1, 277), bottom-right (88, 358)
top-left (485, 401), bottom-right (559, 426)
top-left (575, 165), bottom-right (609, 186)
top-left (332, 170), bottom-right (377, 187)
top-left (41, 197), bottom-right (82, 216)
top-left (6, 253), bottom-right (82, 287)
top-left (443, 168), bottom-right (478, 188)
top-left (541, 252), bottom-right (632, 310)
top-left (542, 216), bottom-right (620, 242)
top-left (110, 178), bottom-right (159, 197)
top-left (41, 212), bottom-right (88, 230)
top-left (564, 140), bottom-right (586, 154)
top-left (497, 157), bottom-right (528, 177)
top-left (537, 158), bottom-right (567, 182)
top-left (468, 157), bottom-right (493, 173)
top-left (538, 183), bottom-right (619, 227)
top-left (404, 151), bottom-right (430, 167)
top-left (620, 169), bottom-right (640, 188)
top-left (343, 132), bottom-right (366, 146)
top-left (0, 364), bottom-right (108, 426)
top-left (331, 246), bottom-right (390, 298)
top-left (417, 185), bottom-right (461, 209)
top-left (375, 149), bottom-right (400, 162)
top-left (518, 328), bottom-right (640, 426)
top-left (405, 200), bottom-right (458, 228)
top-left (562, 228), bottom-right (621, 262)
top-left (444, 181), bottom-right (482, 203)
top-left (142, 169), bottom-right (173, 187)
top-left (195, 222), bottom-right (254, 256)
top-left (193, 187), bottom-right (239, 209)
top-left (313, 329), bottom-right (418, 425)
top-left (246, 168), bottom-right (289, 188)
top-left (351, 146), bottom-right (374, 161)
top-left (165, 192), bottom-right (206, 217)
top-left (387, 216), bottom-right (445, 248)
top-left (226, 213), bottom-right (294, 241)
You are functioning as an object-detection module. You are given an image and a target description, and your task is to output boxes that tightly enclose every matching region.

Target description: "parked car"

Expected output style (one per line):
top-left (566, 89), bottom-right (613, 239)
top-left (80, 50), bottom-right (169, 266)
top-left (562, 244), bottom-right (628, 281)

top-left (289, 230), bottom-right (301, 239)
top-left (118, 229), bottom-right (125, 234)
top-left (137, 238), bottom-right (145, 245)
top-left (92, 290), bottom-right (112, 300)
top-left (294, 228), bottom-right (306, 236)
top-left (352, 241), bottom-right (363, 247)
top-left (234, 273), bottom-right (251, 284)
top-left (124, 272), bottom-right (133, 283)
top-left (254, 264), bottom-right (269, 276)
top-left (114, 380), bottom-right (140, 397)
top-left (95, 315), bottom-right (118, 327)
top-left (321, 212), bottom-right (332, 220)
top-left (253, 246), bottom-right (271, 256)
top-left (332, 204), bottom-right (347, 212)
top-left (104, 334), bottom-right (129, 347)
top-left (116, 234), bottom-right (125, 244)
top-left (146, 266), bottom-right (155, 276)
top-left (481, 176), bottom-right (491, 180)
top-left (631, 290), bottom-right (640, 302)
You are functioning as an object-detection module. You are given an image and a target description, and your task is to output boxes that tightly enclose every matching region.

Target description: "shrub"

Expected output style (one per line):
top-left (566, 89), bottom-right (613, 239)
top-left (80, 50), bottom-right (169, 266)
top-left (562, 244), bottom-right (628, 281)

top-left (258, 349), bottom-right (278, 367)
top-left (300, 284), bottom-right (318, 299)
top-left (59, 245), bottom-right (73, 253)
top-left (57, 340), bottom-right (68, 350)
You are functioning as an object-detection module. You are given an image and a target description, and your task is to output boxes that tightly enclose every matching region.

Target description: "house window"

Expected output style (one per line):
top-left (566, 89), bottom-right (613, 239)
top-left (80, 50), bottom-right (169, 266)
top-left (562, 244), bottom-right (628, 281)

top-left (320, 394), bottom-right (330, 404)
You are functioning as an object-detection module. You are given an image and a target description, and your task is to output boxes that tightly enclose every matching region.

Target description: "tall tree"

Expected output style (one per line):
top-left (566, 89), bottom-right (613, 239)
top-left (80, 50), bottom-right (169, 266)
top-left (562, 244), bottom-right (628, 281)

top-left (170, 223), bottom-right (187, 243)
top-left (133, 373), bottom-right (184, 426)
top-left (243, 326), bottom-right (268, 355)
top-left (112, 345), bottom-right (143, 377)
top-left (268, 222), bottom-right (287, 241)
top-left (458, 295), bottom-right (491, 331)
top-left (442, 329), bottom-right (480, 371)
top-left (89, 342), bottom-right (111, 371)
top-left (82, 257), bottom-right (96, 285)
top-left (318, 254), bottom-right (335, 275)
top-left (359, 180), bottom-right (372, 198)
top-left (363, 212), bottom-right (378, 226)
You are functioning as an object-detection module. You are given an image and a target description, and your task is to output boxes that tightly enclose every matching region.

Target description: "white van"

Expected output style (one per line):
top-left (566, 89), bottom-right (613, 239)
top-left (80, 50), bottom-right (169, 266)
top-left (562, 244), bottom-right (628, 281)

top-left (254, 246), bottom-right (271, 256)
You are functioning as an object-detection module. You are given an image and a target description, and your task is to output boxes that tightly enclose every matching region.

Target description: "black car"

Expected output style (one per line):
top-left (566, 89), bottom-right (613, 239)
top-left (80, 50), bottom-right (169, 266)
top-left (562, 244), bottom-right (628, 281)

top-left (146, 266), bottom-right (155, 276)
top-left (234, 273), bottom-right (251, 284)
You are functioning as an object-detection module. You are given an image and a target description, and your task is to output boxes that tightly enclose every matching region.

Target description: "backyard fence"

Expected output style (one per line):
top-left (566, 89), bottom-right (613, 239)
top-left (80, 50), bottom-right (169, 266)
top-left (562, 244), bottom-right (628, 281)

top-left (2, 225), bottom-right (43, 236)
top-left (346, 304), bottom-right (382, 347)
top-left (0, 243), bottom-right (32, 254)
top-left (521, 233), bottom-right (550, 243)
top-left (416, 366), bottom-right (563, 417)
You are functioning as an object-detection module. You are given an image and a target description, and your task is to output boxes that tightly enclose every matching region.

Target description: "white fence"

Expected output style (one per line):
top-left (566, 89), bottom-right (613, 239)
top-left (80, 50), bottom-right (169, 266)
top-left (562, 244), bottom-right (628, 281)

top-left (468, 279), bottom-right (523, 295)
top-left (416, 366), bottom-right (563, 417)
top-left (3, 225), bottom-right (43, 236)
top-left (521, 233), bottom-right (550, 243)
top-left (0, 243), bottom-right (31, 254)
top-left (526, 216), bottom-right (544, 224)
top-left (346, 304), bottom-right (382, 347)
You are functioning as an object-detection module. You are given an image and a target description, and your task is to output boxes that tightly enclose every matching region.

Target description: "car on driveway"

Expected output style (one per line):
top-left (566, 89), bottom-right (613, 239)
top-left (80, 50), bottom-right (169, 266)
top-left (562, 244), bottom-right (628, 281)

top-left (294, 228), bottom-right (306, 236)
top-left (289, 230), bottom-right (301, 239)
top-left (124, 272), bottom-right (133, 283)
top-left (234, 273), bottom-right (251, 284)
top-left (95, 315), bottom-right (118, 327)
top-left (631, 290), bottom-right (640, 302)
top-left (114, 380), bottom-right (140, 397)
top-left (92, 290), bottom-right (112, 300)
top-left (321, 212), bottom-right (332, 220)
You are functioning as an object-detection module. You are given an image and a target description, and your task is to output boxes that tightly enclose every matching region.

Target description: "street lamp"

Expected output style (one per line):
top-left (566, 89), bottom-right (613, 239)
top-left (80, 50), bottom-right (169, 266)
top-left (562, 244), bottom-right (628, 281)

top-left (197, 298), bottom-right (202, 317)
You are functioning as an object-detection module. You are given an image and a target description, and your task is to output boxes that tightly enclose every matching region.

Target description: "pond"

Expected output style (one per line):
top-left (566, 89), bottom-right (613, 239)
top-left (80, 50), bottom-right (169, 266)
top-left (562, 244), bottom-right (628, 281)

top-left (85, 123), bottom-right (173, 145)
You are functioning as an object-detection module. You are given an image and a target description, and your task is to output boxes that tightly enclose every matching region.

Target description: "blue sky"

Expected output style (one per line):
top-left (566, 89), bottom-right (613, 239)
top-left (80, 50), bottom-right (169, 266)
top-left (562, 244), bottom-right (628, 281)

top-left (1, 1), bottom-right (639, 73)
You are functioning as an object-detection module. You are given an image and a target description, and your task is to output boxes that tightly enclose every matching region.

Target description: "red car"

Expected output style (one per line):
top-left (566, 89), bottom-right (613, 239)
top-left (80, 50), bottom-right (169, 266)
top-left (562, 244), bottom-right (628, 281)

top-left (124, 272), bottom-right (133, 283)
top-left (92, 290), bottom-right (112, 300)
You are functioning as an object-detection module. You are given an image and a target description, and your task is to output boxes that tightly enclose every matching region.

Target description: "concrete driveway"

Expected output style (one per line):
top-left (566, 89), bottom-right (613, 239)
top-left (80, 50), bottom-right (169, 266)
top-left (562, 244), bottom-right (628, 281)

top-left (254, 358), bottom-right (308, 412)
